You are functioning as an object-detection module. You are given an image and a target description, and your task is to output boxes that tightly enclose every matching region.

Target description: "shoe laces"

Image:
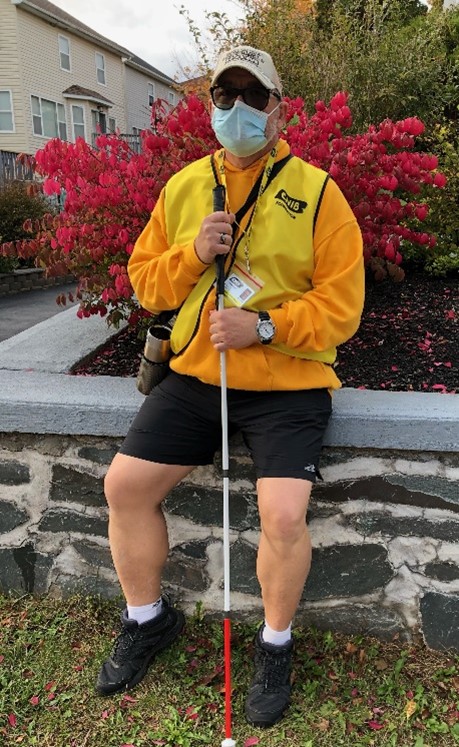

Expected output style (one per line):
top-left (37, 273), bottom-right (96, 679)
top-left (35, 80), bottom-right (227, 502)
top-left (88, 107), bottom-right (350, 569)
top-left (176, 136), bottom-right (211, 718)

top-left (255, 646), bottom-right (291, 692)
top-left (111, 626), bottom-right (137, 664)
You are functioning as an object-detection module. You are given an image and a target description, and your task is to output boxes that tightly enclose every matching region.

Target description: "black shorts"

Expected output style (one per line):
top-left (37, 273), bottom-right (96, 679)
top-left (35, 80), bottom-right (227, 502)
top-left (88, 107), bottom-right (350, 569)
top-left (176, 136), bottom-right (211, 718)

top-left (120, 373), bottom-right (332, 481)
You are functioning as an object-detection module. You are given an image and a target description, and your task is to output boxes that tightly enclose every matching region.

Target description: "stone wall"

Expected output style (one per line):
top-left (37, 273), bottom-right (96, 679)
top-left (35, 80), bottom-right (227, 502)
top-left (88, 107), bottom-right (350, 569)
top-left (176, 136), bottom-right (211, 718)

top-left (0, 268), bottom-right (74, 296)
top-left (1, 431), bottom-right (458, 651)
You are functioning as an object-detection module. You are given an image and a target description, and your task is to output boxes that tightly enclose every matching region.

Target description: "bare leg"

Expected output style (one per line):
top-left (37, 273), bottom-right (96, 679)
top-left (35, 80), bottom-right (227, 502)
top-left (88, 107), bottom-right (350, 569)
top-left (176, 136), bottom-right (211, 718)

top-left (256, 477), bottom-right (313, 630)
top-left (104, 453), bottom-right (194, 605)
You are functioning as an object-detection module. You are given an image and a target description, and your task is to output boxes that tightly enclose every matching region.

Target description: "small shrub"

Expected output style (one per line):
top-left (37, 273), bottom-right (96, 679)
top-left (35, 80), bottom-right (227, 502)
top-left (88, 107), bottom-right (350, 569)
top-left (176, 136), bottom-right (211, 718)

top-left (419, 122), bottom-right (459, 277)
top-left (0, 180), bottom-right (54, 269)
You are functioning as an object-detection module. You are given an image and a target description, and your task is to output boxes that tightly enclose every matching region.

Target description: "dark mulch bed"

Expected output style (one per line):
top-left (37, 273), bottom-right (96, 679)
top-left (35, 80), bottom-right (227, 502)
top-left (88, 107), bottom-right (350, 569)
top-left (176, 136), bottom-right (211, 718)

top-left (72, 272), bottom-right (458, 394)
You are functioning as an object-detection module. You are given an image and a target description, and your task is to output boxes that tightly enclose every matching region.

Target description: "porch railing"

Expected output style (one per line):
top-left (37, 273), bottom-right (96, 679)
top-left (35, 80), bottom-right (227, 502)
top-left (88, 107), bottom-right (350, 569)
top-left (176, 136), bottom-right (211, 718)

top-left (91, 132), bottom-right (142, 154)
top-left (0, 151), bottom-right (34, 185)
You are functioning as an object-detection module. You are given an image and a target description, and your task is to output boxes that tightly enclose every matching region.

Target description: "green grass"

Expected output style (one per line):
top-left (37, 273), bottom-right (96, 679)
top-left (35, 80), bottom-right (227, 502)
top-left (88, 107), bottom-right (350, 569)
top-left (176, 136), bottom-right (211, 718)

top-left (1, 594), bottom-right (459, 747)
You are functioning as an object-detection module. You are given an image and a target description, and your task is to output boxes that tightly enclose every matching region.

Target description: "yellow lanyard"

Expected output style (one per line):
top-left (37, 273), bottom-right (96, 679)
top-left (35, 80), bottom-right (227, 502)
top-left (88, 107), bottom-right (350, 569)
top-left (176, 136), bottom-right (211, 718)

top-left (215, 146), bottom-right (278, 274)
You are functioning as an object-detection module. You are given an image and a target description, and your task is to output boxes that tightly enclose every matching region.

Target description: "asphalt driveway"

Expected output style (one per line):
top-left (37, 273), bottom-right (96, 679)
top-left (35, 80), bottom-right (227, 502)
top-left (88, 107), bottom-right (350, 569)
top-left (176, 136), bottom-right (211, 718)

top-left (0, 284), bottom-right (77, 342)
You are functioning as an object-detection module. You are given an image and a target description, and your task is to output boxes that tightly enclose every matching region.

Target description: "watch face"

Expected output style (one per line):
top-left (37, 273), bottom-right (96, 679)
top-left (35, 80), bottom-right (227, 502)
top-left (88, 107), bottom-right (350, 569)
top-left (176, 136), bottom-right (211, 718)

top-left (258, 319), bottom-right (274, 341)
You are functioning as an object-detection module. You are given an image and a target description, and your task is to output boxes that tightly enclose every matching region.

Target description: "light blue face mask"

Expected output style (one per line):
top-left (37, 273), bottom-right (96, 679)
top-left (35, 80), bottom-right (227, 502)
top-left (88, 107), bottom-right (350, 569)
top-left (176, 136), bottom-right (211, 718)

top-left (211, 99), bottom-right (279, 157)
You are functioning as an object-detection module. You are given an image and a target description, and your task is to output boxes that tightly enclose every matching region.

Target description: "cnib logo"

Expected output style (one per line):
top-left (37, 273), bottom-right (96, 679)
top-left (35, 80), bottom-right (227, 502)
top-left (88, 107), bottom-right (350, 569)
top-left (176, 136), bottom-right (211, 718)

top-left (275, 189), bottom-right (307, 214)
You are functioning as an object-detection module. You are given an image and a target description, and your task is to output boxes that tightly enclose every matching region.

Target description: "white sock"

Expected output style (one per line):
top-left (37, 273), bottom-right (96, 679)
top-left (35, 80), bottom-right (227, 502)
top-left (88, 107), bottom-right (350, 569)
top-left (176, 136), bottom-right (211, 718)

top-left (262, 620), bottom-right (292, 646)
top-left (127, 597), bottom-right (163, 625)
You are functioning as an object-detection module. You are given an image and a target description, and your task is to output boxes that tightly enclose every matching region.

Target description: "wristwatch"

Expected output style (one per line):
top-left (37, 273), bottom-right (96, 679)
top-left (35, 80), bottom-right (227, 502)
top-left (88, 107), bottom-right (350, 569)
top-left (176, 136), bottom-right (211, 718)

top-left (256, 311), bottom-right (276, 345)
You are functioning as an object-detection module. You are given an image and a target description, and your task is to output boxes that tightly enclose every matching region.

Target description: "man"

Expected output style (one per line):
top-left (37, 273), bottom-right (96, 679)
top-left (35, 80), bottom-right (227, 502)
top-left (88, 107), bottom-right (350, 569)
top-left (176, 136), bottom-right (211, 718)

top-left (96, 45), bottom-right (364, 728)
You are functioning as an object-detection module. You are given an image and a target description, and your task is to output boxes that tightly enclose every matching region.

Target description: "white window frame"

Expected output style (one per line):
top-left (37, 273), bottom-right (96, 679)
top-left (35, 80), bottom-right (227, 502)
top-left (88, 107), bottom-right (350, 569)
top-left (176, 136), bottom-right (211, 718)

top-left (91, 108), bottom-right (107, 134)
top-left (58, 34), bottom-right (71, 72)
top-left (31, 95), bottom-right (67, 140)
top-left (108, 116), bottom-right (116, 133)
top-left (148, 82), bottom-right (155, 107)
top-left (95, 52), bottom-right (106, 85)
top-left (167, 90), bottom-right (175, 106)
top-left (71, 104), bottom-right (85, 141)
top-left (0, 89), bottom-right (14, 132)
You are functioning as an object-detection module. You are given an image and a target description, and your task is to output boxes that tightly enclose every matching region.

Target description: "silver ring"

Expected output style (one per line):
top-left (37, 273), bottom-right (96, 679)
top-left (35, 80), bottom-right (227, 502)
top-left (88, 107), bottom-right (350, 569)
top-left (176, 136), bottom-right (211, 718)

top-left (219, 232), bottom-right (226, 244)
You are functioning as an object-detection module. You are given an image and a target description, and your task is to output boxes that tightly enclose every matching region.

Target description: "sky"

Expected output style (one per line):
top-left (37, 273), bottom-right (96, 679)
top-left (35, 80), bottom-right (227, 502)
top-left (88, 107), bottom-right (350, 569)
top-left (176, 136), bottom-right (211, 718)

top-left (48, 0), bottom-right (456, 81)
top-left (49, 0), bottom-right (246, 79)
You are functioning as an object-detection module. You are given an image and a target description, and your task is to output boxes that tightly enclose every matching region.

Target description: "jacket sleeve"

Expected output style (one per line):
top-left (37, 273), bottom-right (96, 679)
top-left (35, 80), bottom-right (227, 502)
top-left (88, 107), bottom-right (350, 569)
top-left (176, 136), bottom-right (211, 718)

top-left (127, 188), bottom-right (210, 314)
top-left (269, 178), bottom-right (365, 352)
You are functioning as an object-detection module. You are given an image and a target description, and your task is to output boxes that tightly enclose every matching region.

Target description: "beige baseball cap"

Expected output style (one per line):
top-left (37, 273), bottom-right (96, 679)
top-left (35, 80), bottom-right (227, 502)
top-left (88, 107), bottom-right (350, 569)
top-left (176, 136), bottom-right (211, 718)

top-left (211, 45), bottom-right (283, 94)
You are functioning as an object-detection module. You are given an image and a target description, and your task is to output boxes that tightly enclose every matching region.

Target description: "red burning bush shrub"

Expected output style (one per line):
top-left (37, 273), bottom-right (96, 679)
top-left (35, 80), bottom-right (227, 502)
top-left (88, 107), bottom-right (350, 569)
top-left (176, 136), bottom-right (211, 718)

top-left (1, 93), bottom-right (445, 327)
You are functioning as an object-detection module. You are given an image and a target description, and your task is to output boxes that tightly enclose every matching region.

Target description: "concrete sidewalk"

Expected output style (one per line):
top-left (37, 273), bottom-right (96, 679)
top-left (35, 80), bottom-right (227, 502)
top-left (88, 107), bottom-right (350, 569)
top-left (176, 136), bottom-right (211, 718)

top-left (0, 283), bottom-right (77, 342)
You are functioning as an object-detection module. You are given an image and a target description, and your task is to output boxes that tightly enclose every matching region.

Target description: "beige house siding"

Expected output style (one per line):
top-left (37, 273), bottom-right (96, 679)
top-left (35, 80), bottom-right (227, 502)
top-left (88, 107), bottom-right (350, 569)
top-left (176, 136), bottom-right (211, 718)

top-left (0, 0), bottom-right (183, 165)
top-left (16, 7), bottom-right (127, 153)
top-left (0, 0), bottom-right (28, 152)
top-left (124, 66), bottom-right (179, 133)
top-left (124, 67), bottom-right (154, 133)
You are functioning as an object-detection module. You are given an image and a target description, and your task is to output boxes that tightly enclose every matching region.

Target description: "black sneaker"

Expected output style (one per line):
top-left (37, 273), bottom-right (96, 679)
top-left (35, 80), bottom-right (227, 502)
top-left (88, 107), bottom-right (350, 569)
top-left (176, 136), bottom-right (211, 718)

top-left (244, 626), bottom-right (293, 727)
top-left (96, 596), bottom-right (185, 695)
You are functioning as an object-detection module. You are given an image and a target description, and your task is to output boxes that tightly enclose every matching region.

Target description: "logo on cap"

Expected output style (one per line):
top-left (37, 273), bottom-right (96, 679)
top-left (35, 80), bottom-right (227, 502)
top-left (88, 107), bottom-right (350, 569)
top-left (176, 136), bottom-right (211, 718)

top-left (223, 49), bottom-right (264, 68)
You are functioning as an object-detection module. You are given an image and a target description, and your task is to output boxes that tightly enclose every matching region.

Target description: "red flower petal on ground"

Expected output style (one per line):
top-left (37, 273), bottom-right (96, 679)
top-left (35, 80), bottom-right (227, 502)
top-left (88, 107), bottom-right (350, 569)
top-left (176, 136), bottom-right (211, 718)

top-left (244, 738), bottom-right (260, 746)
top-left (7, 714), bottom-right (17, 727)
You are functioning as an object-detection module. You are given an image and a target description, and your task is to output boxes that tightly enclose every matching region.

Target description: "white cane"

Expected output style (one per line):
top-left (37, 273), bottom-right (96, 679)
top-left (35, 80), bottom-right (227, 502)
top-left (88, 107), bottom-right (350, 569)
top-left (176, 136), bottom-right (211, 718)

top-left (213, 184), bottom-right (236, 747)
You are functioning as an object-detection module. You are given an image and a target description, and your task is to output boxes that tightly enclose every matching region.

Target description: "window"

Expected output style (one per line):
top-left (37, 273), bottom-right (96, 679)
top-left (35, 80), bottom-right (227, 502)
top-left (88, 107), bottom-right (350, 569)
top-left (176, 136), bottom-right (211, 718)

top-left (108, 116), bottom-right (116, 132)
top-left (95, 53), bottom-right (106, 85)
top-left (58, 35), bottom-right (71, 71)
top-left (91, 109), bottom-right (107, 134)
top-left (167, 91), bottom-right (175, 106)
top-left (71, 105), bottom-right (85, 140)
top-left (148, 83), bottom-right (155, 107)
top-left (31, 96), bottom-right (67, 139)
top-left (0, 90), bottom-right (14, 131)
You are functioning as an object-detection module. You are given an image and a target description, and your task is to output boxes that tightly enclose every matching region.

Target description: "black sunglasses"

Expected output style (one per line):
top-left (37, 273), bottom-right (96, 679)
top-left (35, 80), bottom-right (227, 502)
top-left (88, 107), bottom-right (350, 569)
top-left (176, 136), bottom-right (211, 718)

top-left (210, 85), bottom-right (281, 112)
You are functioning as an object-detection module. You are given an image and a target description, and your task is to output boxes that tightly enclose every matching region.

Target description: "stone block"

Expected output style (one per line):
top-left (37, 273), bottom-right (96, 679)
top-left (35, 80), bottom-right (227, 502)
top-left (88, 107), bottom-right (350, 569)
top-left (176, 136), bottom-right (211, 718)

top-left (163, 540), bottom-right (211, 592)
top-left (38, 508), bottom-right (107, 537)
top-left (230, 539), bottom-right (259, 596)
top-left (315, 475), bottom-right (459, 515)
top-left (421, 592), bottom-right (459, 650)
top-left (50, 465), bottom-right (105, 507)
top-left (73, 540), bottom-right (113, 569)
top-left (166, 483), bottom-right (258, 530)
top-left (424, 562), bottom-right (459, 583)
top-left (0, 544), bottom-right (53, 593)
top-left (303, 544), bottom-right (394, 600)
top-left (297, 603), bottom-right (408, 641)
top-left (53, 573), bottom-right (121, 598)
top-left (0, 460), bottom-right (30, 485)
top-left (348, 512), bottom-right (459, 542)
top-left (0, 501), bottom-right (29, 532)
top-left (78, 446), bottom-right (118, 465)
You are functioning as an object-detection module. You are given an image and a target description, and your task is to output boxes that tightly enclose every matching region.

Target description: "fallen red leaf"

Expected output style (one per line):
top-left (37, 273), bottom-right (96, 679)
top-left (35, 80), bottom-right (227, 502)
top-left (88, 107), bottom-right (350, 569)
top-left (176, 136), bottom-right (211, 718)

top-left (120, 694), bottom-right (136, 703)
top-left (7, 714), bottom-right (17, 727)
top-left (244, 738), bottom-right (260, 746)
top-left (368, 720), bottom-right (385, 730)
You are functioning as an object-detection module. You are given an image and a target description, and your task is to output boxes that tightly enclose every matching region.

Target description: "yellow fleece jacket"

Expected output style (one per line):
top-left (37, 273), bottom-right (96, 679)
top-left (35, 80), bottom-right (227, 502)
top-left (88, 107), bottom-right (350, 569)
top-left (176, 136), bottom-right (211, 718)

top-left (128, 140), bottom-right (365, 391)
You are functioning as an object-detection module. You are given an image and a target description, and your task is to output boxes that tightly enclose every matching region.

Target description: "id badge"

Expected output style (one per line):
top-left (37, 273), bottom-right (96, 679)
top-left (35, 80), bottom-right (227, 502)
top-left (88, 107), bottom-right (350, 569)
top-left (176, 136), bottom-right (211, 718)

top-left (224, 261), bottom-right (263, 307)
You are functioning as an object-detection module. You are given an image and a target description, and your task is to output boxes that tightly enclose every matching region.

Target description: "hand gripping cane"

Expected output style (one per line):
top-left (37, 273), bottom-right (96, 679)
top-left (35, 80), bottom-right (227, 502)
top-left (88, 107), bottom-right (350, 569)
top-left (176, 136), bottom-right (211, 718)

top-left (213, 184), bottom-right (236, 747)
